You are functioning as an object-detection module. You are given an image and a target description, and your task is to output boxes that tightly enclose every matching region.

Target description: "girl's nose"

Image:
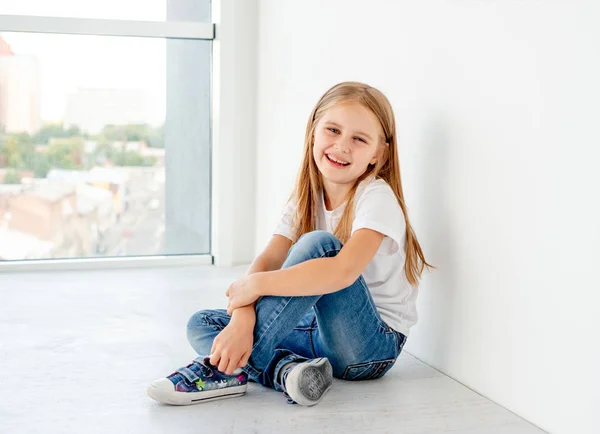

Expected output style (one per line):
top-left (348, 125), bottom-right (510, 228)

top-left (335, 138), bottom-right (351, 154)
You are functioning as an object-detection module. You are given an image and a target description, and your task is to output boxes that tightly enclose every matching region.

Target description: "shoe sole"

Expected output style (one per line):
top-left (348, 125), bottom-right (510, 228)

top-left (285, 358), bottom-right (333, 406)
top-left (147, 384), bottom-right (247, 406)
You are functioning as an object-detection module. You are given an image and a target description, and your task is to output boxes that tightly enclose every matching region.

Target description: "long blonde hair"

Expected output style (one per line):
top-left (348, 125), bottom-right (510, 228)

top-left (290, 81), bottom-right (434, 286)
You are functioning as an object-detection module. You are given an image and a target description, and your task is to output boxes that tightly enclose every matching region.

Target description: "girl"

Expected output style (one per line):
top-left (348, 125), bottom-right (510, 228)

top-left (147, 81), bottom-right (433, 406)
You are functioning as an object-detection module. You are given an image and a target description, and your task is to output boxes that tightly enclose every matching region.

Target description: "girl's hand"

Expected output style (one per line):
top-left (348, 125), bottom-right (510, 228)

top-left (226, 274), bottom-right (262, 315)
top-left (209, 313), bottom-right (255, 375)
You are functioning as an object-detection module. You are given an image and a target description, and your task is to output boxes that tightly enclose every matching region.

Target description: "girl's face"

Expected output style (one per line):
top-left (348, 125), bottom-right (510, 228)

top-left (312, 102), bottom-right (383, 185)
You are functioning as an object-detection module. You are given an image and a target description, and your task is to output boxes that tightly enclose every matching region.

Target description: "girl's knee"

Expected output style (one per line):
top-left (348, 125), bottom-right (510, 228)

top-left (186, 309), bottom-right (212, 332)
top-left (186, 309), bottom-right (229, 333)
top-left (295, 230), bottom-right (342, 252)
top-left (186, 309), bottom-right (229, 355)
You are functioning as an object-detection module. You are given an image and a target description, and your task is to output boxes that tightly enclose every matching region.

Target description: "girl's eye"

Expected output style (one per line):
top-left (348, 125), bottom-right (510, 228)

top-left (354, 137), bottom-right (366, 143)
top-left (327, 127), bottom-right (339, 134)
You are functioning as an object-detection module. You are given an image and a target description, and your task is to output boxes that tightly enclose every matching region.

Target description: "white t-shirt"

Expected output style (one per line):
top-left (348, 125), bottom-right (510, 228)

top-left (274, 175), bottom-right (418, 336)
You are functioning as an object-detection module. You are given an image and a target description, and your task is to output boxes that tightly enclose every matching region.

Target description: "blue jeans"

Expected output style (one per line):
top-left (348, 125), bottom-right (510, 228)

top-left (186, 230), bottom-right (407, 392)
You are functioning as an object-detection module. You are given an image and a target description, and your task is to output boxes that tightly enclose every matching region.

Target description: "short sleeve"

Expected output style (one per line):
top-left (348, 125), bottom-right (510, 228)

top-left (274, 198), bottom-right (298, 242)
top-left (351, 183), bottom-right (406, 255)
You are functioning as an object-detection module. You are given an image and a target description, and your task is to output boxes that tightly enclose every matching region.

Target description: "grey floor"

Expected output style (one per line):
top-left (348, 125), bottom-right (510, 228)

top-left (0, 265), bottom-right (545, 434)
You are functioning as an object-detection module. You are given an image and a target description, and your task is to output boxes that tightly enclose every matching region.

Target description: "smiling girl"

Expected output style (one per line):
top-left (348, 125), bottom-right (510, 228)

top-left (147, 81), bottom-right (433, 406)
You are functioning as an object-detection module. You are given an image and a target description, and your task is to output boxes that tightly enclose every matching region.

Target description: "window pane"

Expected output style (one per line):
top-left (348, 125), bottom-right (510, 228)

top-left (0, 32), bottom-right (211, 260)
top-left (0, 0), bottom-right (208, 22)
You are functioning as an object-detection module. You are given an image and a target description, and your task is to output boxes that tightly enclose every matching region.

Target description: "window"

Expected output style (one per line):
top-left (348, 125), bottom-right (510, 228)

top-left (0, 1), bottom-right (213, 262)
top-left (2, 1), bottom-right (168, 21)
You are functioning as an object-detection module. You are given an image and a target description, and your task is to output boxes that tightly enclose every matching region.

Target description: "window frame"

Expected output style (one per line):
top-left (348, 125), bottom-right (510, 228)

top-left (0, 15), bottom-right (214, 39)
top-left (0, 11), bottom-right (216, 271)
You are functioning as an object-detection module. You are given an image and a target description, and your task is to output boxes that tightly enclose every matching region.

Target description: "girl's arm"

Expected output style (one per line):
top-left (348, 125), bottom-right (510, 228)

top-left (230, 235), bottom-right (292, 322)
top-left (258, 228), bottom-right (384, 297)
top-left (213, 236), bottom-right (292, 372)
top-left (245, 235), bottom-right (292, 276)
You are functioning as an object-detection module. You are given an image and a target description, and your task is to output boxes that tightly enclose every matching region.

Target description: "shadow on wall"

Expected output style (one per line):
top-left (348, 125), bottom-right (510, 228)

top-left (410, 111), bottom-right (461, 369)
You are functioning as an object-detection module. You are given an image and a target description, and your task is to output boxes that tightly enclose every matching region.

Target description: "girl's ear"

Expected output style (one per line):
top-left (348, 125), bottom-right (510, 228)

top-left (370, 142), bottom-right (388, 165)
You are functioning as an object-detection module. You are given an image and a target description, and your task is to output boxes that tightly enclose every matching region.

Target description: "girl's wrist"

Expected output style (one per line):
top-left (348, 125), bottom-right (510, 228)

top-left (230, 304), bottom-right (257, 325)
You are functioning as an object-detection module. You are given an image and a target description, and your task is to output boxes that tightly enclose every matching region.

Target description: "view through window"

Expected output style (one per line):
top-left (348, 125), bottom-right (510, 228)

top-left (0, 2), bottom-right (212, 261)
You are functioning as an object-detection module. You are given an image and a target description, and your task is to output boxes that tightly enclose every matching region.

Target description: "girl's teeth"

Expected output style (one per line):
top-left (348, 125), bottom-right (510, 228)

top-left (328, 155), bottom-right (348, 165)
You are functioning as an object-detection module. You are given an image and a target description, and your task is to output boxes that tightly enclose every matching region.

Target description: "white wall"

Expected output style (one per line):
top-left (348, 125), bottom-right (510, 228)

top-left (254, 1), bottom-right (600, 433)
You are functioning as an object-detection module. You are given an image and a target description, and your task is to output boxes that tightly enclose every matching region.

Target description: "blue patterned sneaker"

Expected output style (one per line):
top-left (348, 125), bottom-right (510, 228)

top-left (147, 356), bottom-right (248, 405)
top-left (280, 358), bottom-right (333, 406)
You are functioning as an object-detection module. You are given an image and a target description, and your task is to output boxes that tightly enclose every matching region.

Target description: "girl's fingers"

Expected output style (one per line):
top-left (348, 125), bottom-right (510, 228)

top-left (209, 351), bottom-right (220, 367)
top-left (225, 358), bottom-right (238, 376)
top-left (227, 300), bottom-right (236, 315)
top-left (239, 350), bottom-right (251, 368)
top-left (218, 356), bottom-right (228, 373)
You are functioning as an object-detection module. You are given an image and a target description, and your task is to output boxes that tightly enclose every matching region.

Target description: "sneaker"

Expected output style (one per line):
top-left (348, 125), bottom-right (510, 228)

top-left (280, 358), bottom-right (333, 406)
top-left (147, 356), bottom-right (248, 405)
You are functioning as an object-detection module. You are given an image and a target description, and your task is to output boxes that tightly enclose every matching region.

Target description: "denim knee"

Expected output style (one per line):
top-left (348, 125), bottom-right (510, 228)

top-left (186, 309), bottom-right (212, 334)
top-left (296, 230), bottom-right (342, 250)
top-left (187, 309), bottom-right (230, 334)
top-left (186, 309), bottom-right (228, 356)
